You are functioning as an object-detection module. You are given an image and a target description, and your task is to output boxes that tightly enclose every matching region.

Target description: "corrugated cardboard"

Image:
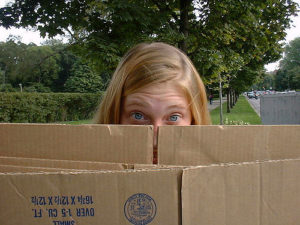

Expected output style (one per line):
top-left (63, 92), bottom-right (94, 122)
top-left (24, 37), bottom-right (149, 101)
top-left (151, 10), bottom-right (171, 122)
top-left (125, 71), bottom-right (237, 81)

top-left (182, 159), bottom-right (300, 225)
top-left (0, 168), bottom-right (182, 225)
top-left (158, 125), bottom-right (300, 165)
top-left (2, 160), bottom-right (300, 225)
top-left (1, 124), bottom-right (300, 225)
top-left (0, 164), bottom-right (96, 173)
top-left (0, 156), bottom-right (131, 171)
top-left (0, 123), bottom-right (153, 164)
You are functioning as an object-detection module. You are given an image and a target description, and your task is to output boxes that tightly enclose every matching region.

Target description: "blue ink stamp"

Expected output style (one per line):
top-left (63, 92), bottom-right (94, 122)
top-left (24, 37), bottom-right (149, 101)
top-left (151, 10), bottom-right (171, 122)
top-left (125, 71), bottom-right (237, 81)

top-left (124, 193), bottom-right (157, 225)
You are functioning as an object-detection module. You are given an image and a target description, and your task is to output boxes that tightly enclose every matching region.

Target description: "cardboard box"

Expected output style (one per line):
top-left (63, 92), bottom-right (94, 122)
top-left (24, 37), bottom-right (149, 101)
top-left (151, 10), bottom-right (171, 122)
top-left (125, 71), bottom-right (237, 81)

top-left (0, 156), bottom-right (132, 172)
top-left (158, 125), bottom-right (300, 165)
top-left (0, 168), bottom-right (182, 225)
top-left (0, 164), bottom-right (97, 173)
top-left (182, 159), bottom-right (300, 225)
top-left (1, 124), bottom-right (300, 225)
top-left (0, 123), bottom-right (153, 164)
top-left (1, 160), bottom-right (300, 225)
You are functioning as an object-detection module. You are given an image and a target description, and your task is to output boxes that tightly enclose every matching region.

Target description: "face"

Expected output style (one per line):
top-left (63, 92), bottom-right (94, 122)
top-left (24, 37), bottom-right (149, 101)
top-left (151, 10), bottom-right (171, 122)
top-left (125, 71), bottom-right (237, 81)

top-left (120, 82), bottom-right (192, 163)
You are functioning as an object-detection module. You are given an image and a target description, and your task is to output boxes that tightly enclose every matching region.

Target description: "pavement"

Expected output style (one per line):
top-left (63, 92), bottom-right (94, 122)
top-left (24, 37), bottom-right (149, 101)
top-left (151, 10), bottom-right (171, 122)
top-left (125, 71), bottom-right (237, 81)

top-left (207, 97), bottom-right (227, 111)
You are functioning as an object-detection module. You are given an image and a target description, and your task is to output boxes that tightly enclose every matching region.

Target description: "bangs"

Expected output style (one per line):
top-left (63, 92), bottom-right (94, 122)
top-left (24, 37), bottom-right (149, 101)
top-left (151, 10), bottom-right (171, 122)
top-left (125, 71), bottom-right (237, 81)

top-left (122, 61), bottom-right (184, 97)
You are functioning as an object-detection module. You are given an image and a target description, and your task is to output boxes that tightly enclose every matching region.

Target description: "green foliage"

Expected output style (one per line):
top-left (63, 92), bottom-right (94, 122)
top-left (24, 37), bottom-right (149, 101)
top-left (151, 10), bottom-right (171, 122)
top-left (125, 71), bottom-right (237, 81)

top-left (64, 62), bottom-right (103, 93)
top-left (0, 92), bottom-right (102, 123)
top-left (0, 83), bottom-right (17, 92)
top-left (25, 45), bottom-right (61, 86)
top-left (275, 70), bottom-right (288, 90)
top-left (253, 72), bottom-right (275, 90)
top-left (0, 39), bottom-right (105, 92)
top-left (51, 44), bottom-right (79, 92)
top-left (23, 83), bottom-right (52, 93)
top-left (0, 37), bottom-right (28, 85)
top-left (0, 0), bottom-right (298, 93)
top-left (275, 37), bottom-right (300, 90)
top-left (0, 39), bottom-right (60, 89)
top-left (229, 66), bottom-right (264, 94)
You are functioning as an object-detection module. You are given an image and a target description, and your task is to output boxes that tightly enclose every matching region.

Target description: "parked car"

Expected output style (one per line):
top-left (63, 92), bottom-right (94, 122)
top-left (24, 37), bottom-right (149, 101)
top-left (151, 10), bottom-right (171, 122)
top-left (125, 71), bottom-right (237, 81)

top-left (247, 92), bottom-right (258, 99)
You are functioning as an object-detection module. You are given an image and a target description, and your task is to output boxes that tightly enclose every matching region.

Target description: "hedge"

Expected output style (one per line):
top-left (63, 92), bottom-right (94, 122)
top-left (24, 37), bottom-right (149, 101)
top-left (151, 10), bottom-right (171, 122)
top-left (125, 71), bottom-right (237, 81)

top-left (0, 92), bottom-right (103, 123)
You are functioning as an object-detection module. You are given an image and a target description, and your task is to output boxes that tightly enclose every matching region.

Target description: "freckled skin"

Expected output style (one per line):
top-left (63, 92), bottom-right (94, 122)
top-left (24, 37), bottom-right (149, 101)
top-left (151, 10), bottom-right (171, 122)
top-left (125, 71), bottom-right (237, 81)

top-left (120, 83), bottom-right (192, 164)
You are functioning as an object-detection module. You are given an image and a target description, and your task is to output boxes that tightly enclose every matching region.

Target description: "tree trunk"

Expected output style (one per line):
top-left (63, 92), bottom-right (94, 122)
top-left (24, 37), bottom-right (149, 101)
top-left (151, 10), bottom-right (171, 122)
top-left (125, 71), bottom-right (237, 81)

top-left (230, 89), bottom-right (233, 107)
top-left (234, 91), bottom-right (238, 104)
top-left (227, 89), bottom-right (230, 113)
top-left (229, 88), bottom-right (232, 108)
top-left (178, 0), bottom-right (191, 53)
top-left (232, 90), bottom-right (236, 106)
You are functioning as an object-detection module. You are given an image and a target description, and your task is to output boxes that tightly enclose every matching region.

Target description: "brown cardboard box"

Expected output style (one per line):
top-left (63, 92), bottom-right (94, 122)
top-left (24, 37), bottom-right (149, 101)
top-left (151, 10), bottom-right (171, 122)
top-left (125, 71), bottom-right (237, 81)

top-left (0, 164), bottom-right (99, 173)
top-left (1, 124), bottom-right (300, 225)
top-left (182, 159), bottom-right (300, 225)
top-left (0, 123), bottom-right (153, 164)
top-left (0, 156), bottom-right (132, 172)
top-left (0, 168), bottom-right (182, 225)
top-left (1, 160), bottom-right (300, 225)
top-left (158, 125), bottom-right (300, 165)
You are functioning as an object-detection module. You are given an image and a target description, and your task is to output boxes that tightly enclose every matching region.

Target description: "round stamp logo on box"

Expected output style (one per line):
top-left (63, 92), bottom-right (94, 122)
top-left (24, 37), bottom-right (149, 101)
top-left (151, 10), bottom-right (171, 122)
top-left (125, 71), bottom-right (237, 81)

top-left (124, 193), bottom-right (157, 225)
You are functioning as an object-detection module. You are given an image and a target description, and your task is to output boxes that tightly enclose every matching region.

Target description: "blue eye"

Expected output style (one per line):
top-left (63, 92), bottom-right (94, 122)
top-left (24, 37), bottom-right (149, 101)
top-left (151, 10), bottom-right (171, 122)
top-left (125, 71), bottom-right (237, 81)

top-left (132, 112), bottom-right (144, 120)
top-left (169, 115), bottom-right (180, 122)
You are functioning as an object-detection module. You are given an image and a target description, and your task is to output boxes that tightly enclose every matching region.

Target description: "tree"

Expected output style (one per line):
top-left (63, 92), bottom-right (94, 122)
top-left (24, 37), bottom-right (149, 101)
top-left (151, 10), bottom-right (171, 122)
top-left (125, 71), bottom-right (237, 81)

top-left (0, 38), bottom-right (61, 89)
top-left (23, 45), bottom-right (61, 86)
top-left (41, 40), bottom-right (80, 92)
top-left (0, 36), bottom-right (29, 86)
top-left (275, 37), bottom-right (300, 90)
top-left (0, 37), bottom-right (105, 92)
top-left (253, 72), bottom-right (275, 90)
top-left (1, 0), bottom-right (297, 84)
top-left (64, 62), bottom-right (103, 93)
top-left (1, 0), bottom-right (298, 124)
top-left (0, 68), bottom-right (5, 86)
top-left (275, 69), bottom-right (290, 90)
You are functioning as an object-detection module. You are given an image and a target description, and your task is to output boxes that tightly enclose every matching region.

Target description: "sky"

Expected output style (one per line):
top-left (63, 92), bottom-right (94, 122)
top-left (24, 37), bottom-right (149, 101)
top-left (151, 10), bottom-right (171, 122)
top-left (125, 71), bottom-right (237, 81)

top-left (0, 0), bottom-right (299, 71)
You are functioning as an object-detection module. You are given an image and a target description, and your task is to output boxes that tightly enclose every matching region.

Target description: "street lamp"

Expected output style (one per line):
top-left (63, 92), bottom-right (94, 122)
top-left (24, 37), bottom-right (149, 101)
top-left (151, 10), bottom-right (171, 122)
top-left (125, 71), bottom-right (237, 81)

top-left (19, 83), bottom-right (22, 92)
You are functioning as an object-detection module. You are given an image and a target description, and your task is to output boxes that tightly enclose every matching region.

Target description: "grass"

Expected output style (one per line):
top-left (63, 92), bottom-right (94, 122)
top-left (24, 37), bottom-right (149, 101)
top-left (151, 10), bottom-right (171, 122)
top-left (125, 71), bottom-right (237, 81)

top-left (210, 95), bottom-right (262, 125)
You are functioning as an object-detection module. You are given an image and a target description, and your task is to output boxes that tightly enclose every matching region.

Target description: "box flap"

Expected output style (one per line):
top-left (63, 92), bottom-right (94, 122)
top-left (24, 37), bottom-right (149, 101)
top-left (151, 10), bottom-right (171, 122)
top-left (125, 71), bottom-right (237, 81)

top-left (0, 156), bottom-right (129, 171)
top-left (158, 125), bottom-right (300, 165)
top-left (0, 124), bottom-right (153, 164)
top-left (181, 159), bottom-right (300, 225)
top-left (0, 164), bottom-right (95, 173)
top-left (0, 169), bottom-right (182, 225)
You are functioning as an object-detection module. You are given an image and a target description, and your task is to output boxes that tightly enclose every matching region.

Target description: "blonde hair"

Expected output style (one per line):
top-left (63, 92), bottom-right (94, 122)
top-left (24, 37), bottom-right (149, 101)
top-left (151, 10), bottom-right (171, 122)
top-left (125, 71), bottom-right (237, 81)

top-left (94, 42), bottom-right (211, 125)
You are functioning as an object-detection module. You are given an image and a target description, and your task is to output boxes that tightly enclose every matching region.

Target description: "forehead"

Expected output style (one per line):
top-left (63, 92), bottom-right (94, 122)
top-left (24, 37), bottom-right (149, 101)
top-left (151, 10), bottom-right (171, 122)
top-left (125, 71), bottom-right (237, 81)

top-left (124, 82), bottom-right (188, 103)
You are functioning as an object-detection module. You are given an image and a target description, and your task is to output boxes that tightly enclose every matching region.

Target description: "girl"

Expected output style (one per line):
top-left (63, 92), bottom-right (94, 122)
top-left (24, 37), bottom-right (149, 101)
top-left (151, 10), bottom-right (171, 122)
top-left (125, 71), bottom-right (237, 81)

top-left (94, 42), bottom-right (211, 163)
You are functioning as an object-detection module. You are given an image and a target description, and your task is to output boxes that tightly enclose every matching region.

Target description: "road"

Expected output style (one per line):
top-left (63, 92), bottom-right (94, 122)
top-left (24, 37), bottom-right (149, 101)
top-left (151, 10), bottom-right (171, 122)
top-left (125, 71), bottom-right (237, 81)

top-left (247, 97), bottom-right (260, 116)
